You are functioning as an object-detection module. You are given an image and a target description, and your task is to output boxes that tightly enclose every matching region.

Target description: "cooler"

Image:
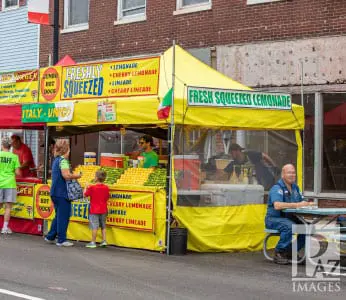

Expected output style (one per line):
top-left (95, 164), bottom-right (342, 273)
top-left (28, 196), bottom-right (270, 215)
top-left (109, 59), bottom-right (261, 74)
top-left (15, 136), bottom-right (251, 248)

top-left (100, 153), bottom-right (124, 168)
top-left (174, 155), bottom-right (201, 190)
top-left (84, 152), bottom-right (97, 165)
top-left (200, 184), bottom-right (264, 206)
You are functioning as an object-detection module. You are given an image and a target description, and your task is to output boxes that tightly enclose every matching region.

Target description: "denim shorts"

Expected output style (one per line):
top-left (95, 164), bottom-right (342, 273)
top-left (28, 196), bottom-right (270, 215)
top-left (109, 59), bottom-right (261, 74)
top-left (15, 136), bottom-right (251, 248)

top-left (0, 188), bottom-right (17, 203)
top-left (89, 213), bottom-right (107, 230)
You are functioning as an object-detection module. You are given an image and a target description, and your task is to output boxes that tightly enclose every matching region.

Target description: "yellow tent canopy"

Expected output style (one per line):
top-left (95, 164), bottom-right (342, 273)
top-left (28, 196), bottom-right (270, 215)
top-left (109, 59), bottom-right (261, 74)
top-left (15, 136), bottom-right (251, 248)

top-left (48, 46), bottom-right (304, 130)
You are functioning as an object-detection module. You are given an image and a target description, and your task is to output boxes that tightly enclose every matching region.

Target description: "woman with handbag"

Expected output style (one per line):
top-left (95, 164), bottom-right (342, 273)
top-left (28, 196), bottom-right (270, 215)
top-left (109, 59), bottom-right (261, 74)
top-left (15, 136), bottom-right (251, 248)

top-left (45, 139), bottom-right (81, 247)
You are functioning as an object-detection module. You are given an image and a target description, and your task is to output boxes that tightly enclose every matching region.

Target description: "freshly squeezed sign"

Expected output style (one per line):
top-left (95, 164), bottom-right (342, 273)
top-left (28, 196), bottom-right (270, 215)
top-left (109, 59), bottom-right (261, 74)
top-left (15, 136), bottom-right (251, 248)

top-left (39, 57), bottom-right (160, 101)
top-left (187, 86), bottom-right (292, 110)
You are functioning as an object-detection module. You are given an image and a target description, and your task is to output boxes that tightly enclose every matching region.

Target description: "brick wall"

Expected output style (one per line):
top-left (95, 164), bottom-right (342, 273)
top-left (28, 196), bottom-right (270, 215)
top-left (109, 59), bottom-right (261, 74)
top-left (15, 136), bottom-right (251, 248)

top-left (318, 199), bottom-right (346, 217)
top-left (39, 0), bottom-right (346, 66)
top-left (319, 200), bottom-right (346, 208)
top-left (0, 0), bottom-right (26, 11)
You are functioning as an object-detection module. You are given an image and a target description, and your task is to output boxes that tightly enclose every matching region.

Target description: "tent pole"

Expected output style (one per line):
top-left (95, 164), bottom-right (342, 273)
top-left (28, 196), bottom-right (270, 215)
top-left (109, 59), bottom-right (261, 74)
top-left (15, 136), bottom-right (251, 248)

top-left (43, 126), bottom-right (50, 184)
top-left (300, 60), bottom-right (305, 192)
top-left (165, 40), bottom-right (176, 255)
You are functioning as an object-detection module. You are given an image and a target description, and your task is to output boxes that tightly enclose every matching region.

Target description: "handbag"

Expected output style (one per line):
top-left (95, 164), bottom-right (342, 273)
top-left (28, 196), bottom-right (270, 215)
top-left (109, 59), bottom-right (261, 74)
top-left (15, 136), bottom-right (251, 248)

top-left (59, 157), bottom-right (83, 201)
top-left (66, 179), bottom-right (84, 201)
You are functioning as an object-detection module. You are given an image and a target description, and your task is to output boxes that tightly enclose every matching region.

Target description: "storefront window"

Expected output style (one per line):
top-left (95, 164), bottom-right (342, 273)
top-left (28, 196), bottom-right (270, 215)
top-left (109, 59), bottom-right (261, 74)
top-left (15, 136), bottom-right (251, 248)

top-left (174, 127), bottom-right (298, 207)
top-left (292, 94), bottom-right (315, 191)
top-left (322, 93), bottom-right (346, 193)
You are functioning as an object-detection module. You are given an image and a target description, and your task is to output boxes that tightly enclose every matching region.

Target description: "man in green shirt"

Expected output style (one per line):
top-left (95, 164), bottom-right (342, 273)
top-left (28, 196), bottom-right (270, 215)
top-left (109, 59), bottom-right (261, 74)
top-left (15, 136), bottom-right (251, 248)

top-left (139, 135), bottom-right (159, 168)
top-left (0, 137), bottom-right (20, 234)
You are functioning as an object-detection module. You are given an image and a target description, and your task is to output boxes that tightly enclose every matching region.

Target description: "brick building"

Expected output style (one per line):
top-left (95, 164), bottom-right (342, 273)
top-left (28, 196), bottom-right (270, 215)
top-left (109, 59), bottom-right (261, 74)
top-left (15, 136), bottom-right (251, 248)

top-left (39, 0), bottom-right (346, 203)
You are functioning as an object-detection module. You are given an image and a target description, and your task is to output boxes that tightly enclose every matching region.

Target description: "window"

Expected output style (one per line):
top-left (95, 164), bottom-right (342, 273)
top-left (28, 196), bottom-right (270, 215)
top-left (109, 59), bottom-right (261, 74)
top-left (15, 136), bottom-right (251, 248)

top-left (321, 93), bottom-right (346, 193)
top-left (118, 0), bottom-right (146, 20)
top-left (292, 94), bottom-right (315, 191)
top-left (180, 0), bottom-right (210, 7)
top-left (174, 0), bottom-right (211, 15)
top-left (247, 0), bottom-right (284, 5)
top-left (2, 0), bottom-right (19, 10)
top-left (63, 0), bottom-right (89, 31)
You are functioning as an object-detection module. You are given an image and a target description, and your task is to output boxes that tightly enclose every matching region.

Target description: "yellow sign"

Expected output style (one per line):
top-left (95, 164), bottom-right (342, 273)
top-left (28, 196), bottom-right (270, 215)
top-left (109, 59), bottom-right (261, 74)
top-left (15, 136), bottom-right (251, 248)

top-left (39, 66), bottom-right (62, 102)
top-left (70, 199), bottom-right (89, 223)
top-left (0, 183), bottom-right (35, 219)
top-left (39, 57), bottom-right (160, 102)
top-left (107, 189), bottom-right (155, 232)
top-left (0, 70), bottom-right (39, 103)
top-left (34, 184), bottom-right (55, 220)
top-left (33, 184), bottom-right (155, 232)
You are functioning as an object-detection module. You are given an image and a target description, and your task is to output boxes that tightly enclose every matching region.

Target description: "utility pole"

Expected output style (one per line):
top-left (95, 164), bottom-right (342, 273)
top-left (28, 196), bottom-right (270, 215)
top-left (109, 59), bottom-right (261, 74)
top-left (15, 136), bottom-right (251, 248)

top-left (52, 0), bottom-right (59, 65)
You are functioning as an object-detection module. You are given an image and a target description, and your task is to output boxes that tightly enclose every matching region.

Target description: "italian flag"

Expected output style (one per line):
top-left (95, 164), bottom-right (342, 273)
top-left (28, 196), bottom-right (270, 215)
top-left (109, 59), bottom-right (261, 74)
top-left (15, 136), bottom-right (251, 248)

top-left (157, 88), bottom-right (173, 120)
top-left (28, 0), bottom-right (50, 25)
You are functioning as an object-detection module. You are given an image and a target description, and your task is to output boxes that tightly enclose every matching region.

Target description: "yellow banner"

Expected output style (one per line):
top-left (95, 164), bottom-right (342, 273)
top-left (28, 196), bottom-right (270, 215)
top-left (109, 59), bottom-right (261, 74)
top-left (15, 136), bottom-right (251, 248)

top-left (107, 189), bottom-right (154, 232)
top-left (0, 70), bottom-right (39, 103)
top-left (39, 57), bottom-right (160, 102)
top-left (0, 183), bottom-right (35, 219)
top-left (33, 185), bottom-right (155, 232)
top-left (39, 66), bottom-right (63, 102)
top-left (34, 184), bottom-right (55, 220)
top-left (70, 199), bottom-right (89, 223)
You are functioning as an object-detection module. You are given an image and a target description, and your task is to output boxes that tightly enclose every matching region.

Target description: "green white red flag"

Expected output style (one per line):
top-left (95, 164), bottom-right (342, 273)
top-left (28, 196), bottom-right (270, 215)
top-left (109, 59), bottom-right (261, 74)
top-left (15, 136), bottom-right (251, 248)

top-left (157, 88), bottom-right (173, 120)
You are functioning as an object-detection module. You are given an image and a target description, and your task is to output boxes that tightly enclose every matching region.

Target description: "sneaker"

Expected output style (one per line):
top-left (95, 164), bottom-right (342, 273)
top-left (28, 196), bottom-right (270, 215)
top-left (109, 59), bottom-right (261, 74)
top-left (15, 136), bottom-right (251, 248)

top-left (86, 242), bottom-right (97, 248)
top-left (1, 228), bottom-right (12, 234)
top-left (274, 251), bottom-right (290, 265)
top-left (44, 237), bottom-right (55, 244)
top-left (56, 241), bottom-right (74, 247)
top-left (99, 241), bottom-right (107, 248)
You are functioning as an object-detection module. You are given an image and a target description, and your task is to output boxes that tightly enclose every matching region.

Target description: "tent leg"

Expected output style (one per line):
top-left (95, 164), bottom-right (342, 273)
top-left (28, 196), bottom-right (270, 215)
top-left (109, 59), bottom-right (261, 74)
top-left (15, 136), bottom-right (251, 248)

top-left (165, 124), bottom-right (173, 255)
top-left (43, 126), bottom-right (50, 184)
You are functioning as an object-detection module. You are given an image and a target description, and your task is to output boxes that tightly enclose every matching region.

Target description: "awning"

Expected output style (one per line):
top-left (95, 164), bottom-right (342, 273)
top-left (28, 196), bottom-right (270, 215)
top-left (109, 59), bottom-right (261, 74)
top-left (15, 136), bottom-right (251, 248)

top-left (324, 103), bottom-right (346, 125)
top-left (0, 104), bottom-right (45, 129)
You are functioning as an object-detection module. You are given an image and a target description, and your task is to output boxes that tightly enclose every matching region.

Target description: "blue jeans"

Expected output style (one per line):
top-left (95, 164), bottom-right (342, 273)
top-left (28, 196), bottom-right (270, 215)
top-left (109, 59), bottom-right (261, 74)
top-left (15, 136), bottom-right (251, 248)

top-left (46, 196), bottom-right (71, 244)
top-left (266, 217), bottom-right (305, 252)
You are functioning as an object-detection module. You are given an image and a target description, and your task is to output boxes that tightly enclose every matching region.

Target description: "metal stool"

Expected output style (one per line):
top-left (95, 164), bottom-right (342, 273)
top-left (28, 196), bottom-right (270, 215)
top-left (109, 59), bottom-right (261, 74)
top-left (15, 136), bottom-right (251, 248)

top-left (263, 229), bottom-right (280, 261)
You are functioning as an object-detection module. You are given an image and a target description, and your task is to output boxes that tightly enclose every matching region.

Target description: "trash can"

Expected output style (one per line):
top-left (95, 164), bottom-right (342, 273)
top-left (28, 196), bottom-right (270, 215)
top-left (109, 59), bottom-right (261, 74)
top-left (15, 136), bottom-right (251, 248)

top-left (169, 227), bottom-right (188, 255)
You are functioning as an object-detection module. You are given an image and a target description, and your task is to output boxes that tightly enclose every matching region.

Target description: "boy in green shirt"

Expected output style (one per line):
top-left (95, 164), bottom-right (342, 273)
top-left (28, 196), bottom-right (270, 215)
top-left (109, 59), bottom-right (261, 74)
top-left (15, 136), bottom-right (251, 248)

top-left (139, 135), bottom-right (159, 168)
top-left (0, 137), bottom-right (20, 234)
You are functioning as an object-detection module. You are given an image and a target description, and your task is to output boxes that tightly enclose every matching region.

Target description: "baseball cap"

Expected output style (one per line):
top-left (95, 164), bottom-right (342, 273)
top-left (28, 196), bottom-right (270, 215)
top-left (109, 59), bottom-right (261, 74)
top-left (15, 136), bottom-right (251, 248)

top-left (230, 143), bottom-right (245, 151)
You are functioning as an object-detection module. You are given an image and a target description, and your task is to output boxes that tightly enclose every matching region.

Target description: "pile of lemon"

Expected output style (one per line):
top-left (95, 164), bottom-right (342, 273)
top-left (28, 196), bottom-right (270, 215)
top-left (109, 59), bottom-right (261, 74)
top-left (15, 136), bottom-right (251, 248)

top-left (74, 165), bottom-right (101, 187)
top-left (116, 168), bottom-right (153, 186)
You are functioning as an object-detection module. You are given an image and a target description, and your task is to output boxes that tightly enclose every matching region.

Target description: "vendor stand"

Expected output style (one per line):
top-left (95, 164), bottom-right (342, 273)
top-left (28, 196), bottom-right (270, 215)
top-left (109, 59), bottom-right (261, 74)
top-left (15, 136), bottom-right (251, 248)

top-left (22, 45), bottom-right (304, 253)
top-left (0, 104), bottom-right (45, 235)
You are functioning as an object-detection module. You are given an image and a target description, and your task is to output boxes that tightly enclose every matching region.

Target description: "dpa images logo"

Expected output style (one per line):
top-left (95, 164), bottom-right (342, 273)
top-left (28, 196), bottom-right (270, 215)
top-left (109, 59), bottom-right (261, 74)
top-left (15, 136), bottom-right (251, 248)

top-left (291, 224), bottom-right (342, 293)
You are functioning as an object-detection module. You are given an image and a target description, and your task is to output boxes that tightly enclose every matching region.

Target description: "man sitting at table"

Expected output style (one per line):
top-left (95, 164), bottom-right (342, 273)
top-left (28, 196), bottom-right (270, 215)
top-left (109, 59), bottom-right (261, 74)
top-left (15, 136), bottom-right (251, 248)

top-left (265, 164), bottom-right (311, 265)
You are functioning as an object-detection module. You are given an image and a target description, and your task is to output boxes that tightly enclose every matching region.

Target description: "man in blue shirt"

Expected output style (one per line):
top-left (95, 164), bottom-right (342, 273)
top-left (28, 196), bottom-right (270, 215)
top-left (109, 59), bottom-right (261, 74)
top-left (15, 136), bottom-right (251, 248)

top-left (265, 164), bottom-right (311, 264)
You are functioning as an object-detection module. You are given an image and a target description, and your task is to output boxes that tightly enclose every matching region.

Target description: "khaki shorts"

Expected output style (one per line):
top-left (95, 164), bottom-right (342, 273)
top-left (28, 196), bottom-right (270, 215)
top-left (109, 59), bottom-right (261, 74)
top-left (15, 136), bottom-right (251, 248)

top-left (0, 188), bottom-right (17, 203)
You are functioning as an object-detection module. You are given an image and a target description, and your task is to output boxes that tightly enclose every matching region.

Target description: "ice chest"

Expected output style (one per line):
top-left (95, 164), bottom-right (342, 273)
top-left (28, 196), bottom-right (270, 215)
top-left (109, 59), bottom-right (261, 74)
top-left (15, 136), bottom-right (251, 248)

top-left (200, 184), bottom-right (264, 206)
top-left (174, 155), bottom-right (201, 190)
top-left (100, 153), bottom-right (124, 168)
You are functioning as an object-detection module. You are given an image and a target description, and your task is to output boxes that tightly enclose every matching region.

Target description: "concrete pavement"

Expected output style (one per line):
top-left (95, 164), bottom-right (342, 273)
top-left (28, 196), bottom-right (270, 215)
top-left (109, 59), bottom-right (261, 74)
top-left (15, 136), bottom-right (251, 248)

top-left (0, 233), bottom-right (344, 300)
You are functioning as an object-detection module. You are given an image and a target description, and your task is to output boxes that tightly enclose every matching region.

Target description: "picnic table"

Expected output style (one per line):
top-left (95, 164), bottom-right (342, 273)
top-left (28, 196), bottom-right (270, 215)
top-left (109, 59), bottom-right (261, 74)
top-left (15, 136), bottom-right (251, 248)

top-left (264, 207), bottom-right (346, 262)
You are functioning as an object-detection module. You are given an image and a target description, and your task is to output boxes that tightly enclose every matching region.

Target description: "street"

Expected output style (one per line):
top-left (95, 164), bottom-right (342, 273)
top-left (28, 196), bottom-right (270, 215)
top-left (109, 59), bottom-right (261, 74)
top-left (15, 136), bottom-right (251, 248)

top-left (0, 234), bottom-right (344, 300)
